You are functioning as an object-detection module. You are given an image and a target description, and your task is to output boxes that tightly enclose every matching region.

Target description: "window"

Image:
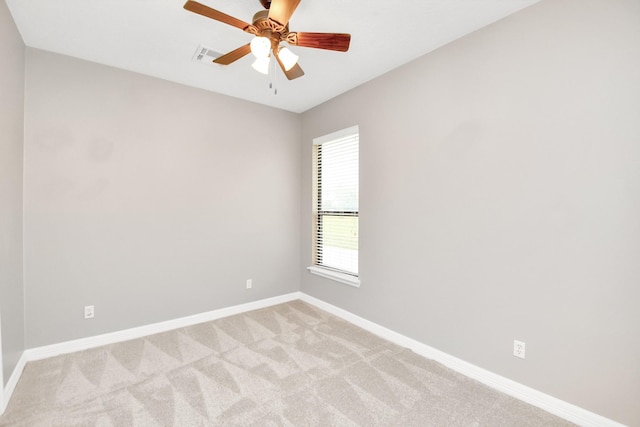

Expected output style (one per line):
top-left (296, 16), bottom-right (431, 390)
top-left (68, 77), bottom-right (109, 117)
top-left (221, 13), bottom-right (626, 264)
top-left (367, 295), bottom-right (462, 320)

top-left (308, 126), bottom-right (359, 287)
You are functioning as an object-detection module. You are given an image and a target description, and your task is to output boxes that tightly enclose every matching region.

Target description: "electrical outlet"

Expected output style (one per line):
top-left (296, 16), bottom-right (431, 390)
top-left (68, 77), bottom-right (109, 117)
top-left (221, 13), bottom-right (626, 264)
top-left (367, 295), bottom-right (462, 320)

top-left (84, 305), bottom-right (95, 319)
top-left (513, 340), bottom-right (525, 359)
top-left (246, 279), bottom-right (252, 289)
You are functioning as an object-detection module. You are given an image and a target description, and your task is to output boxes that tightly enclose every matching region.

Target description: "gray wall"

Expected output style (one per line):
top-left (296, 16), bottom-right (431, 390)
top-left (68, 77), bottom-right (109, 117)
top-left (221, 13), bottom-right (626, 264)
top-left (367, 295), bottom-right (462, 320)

top-left (0, 0), bottom-right (25, 387)
top-left (6, 0), bottom-right (639, 424)
top-left (300, 0), bottom-right (640, 425)
top-left (23, 49), bottom-right (301, 347)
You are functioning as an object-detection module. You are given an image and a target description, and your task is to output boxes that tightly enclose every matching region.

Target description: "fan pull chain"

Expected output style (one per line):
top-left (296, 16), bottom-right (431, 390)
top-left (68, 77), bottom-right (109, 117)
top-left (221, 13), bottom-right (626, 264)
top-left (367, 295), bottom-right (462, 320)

top-left (268, 51), bottom-right (277, 95)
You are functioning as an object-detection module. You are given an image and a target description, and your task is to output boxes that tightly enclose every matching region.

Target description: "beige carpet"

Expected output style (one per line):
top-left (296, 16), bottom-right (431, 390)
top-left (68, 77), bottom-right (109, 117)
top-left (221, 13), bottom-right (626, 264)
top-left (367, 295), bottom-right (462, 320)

top-left (0, 301), bottom-right (575, 426)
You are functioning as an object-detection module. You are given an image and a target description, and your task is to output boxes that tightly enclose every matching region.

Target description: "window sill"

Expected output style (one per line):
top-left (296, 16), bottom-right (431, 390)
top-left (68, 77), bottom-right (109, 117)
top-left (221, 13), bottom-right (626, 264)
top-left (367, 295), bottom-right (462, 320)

top-left (307, 266), bottom-right (360, 288)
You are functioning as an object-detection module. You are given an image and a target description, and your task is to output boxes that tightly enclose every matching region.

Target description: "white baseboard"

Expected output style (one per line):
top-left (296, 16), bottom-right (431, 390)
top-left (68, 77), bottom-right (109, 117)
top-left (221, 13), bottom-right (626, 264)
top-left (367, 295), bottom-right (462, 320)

top-left (1, 352), bottom-right (27, 415)
top-left (299, 293), bottom-right (625, 427)
top-left (0, 292), bottom-right (300, 415)
top-left (2, 292), bottom-right (625, 427)
top-left (26, 292), bottom-right (301, 361)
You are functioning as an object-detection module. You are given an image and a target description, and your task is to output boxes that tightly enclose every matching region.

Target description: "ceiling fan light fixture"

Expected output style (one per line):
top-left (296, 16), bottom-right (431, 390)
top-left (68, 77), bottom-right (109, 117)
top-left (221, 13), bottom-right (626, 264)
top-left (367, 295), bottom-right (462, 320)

top-left (183, 0), bottom-right (351, 81)
top-left (250, 36), bottom-right (271, 58)
top-left (278, 47), bottom-right (299, 71)
top-left (252, 56), bottom-right (270, 74)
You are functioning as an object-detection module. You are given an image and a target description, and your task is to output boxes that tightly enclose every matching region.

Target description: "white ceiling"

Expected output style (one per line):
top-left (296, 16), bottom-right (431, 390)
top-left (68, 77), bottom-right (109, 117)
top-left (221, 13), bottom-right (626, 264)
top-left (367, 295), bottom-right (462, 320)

top-left (6, 0), bottom-right (539, 113)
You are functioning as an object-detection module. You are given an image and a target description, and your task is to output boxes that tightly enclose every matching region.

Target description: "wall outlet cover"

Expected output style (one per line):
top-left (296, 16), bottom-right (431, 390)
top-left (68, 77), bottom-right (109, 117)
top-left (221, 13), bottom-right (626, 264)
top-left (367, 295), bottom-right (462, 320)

top-left (84, 305), bottom-right (95, 319)
top-left (513, 340), bottom-right (525, 359)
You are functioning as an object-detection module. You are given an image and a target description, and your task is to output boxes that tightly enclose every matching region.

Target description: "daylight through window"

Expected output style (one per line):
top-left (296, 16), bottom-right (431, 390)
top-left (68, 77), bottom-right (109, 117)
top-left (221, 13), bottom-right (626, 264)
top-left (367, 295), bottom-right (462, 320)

top-left (312, 126), bottom-right (359, 278)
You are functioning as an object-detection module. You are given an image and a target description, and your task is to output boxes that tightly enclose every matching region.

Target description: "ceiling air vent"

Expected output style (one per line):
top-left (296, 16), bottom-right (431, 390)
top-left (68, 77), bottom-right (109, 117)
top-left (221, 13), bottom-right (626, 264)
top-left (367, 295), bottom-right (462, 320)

top-left (192, 45), bottom-right (223, 66)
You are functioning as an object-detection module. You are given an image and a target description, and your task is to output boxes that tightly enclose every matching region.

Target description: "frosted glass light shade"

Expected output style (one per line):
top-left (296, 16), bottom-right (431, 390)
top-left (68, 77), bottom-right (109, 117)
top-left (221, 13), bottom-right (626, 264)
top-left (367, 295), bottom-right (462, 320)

top-left (278, 47), bottom-right (298, 71)
top-left (252, 56), bottom-right (270, 74)
top-left (250, 37), bottom-right (271, 58)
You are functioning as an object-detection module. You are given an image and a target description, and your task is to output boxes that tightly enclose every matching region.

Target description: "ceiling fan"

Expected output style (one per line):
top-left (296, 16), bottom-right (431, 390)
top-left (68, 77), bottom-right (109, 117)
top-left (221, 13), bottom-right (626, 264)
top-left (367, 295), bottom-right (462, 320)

top-left (184, 0), bottom-right (351, 80)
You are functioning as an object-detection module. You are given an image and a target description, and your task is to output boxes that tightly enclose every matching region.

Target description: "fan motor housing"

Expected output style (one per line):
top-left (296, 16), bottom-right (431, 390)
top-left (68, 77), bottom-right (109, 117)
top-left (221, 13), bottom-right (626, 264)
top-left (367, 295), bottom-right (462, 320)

top-left (249, 10), bottom-right (296, 45)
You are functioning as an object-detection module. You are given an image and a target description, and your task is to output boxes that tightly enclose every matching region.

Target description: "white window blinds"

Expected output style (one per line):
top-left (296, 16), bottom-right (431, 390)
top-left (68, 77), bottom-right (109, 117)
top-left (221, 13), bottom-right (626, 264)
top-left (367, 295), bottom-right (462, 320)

top-left (313, 126), bottom-right (359, 276)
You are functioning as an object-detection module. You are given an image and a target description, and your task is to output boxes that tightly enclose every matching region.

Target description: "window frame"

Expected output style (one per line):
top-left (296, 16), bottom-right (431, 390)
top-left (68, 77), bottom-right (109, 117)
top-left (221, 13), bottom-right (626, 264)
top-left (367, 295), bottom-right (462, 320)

top-left (308, 125), bottom-right (360, 288)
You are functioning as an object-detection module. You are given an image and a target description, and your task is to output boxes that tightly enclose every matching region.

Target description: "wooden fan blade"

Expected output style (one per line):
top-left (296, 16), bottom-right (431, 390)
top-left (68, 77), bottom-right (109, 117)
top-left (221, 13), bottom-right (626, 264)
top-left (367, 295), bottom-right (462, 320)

top-left (274, 49), bottom-right (305, 80)
top-left (291, 32), bottom-right (351, 52)
top-left (184, 0), bottom-right (250, 30)
top-left (213, 44), bottom-right (252, 65)
top-left (268, 0), bottom-right (301, 26)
